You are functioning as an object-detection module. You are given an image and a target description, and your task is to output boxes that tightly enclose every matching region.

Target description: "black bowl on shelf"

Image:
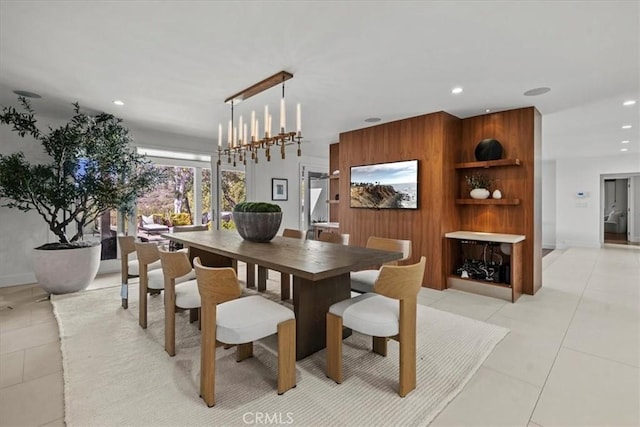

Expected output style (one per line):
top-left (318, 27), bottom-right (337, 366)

top-left (475, 138), bottom-right (503, 161)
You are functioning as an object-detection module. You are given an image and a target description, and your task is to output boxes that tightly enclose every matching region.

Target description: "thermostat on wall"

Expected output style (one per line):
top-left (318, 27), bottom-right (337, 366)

top-left (576, 191), bottom-right (589, 198)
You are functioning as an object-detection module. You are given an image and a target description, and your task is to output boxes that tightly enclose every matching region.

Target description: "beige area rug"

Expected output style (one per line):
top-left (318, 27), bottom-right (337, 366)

top-left (52, 283), bottom-right (508, 427)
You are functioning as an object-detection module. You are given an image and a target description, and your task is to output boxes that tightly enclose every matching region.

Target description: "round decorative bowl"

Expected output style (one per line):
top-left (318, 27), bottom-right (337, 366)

top-left (470, 188), bottom-right (491, 199)
top-left (233, 212), bottom-right (283, 242)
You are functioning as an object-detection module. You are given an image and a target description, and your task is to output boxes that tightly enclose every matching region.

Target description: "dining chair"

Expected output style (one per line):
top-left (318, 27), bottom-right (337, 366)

top-left (350, 236), bottom-right (412, 294)
top-left (134, 241), bottom-right (169, 329)
top-left (193, 257), bottom-right (296, 407)
top-left (326, 256), bottom-right (426, 397)
top-left (317, 232), bottom-right (350, 245)
top-left (157, 246), bottom-right (201, 356)
top-left (279, 228), bottom-right (306, 300)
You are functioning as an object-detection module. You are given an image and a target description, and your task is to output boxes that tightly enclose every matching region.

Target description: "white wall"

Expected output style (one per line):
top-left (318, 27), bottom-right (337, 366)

top-left (555, 154), bottom-right (640, 249)
top-left (247, 151), bottom-right (328, 234)
top-left (542, 160), bottom-right (556, 248)
top-left (630, 176), bottom-right (640, 242)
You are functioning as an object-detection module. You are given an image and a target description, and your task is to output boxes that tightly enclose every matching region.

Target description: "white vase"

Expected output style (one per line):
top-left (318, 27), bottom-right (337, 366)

top-left (470, 188), bottom-right (490, 199)
top-left (492, 189), bottom-right (502, 199)
top-left (33, 244), bottom-right (101, 294)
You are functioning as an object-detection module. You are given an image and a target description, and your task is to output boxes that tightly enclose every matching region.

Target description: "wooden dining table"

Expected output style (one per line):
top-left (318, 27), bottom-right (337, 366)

top-left (162, 230), bottom-right (402, 360)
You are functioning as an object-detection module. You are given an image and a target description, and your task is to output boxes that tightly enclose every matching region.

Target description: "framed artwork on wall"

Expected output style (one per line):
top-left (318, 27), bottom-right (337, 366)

top-left (272, 178), bottom-right (288, 201)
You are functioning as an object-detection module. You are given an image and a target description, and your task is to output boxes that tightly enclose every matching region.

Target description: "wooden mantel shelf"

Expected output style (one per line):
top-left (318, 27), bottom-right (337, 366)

top-left (454, 158), bottom-right (521, 169)
top-left (456, 198), bottom-right (520, 205)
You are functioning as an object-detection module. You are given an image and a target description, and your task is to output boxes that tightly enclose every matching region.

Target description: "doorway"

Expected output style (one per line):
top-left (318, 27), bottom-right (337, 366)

top-left (299, 162), bottom-right (330, 235)
top-left (601, 174), bottom-right (640, 246)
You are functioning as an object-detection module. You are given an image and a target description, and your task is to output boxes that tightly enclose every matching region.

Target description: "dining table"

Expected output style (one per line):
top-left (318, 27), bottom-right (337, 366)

top-left (162, 229), bottom-right (403, 360)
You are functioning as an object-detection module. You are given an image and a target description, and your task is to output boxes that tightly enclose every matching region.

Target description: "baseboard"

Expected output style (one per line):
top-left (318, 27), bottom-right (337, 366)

top-left (0, 273), bottom-right (36, 288)
top-left (556, 240), bottom-right (601, 250)
top-left (629, 235), bottom-right (640, 243)
top-left (542, 242), bottom-right (556, 249)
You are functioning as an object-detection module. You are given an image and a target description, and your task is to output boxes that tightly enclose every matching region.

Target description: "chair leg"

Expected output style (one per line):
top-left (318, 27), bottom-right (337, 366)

top-left (165, 302), bottom-right (176, 357)
top-left (277, 318), bottom-right (296, 395)
top-left (138, 270), bottom-right (147, 329)
top-left (200, 306), bottom-right (216, 407)
top-left (236, 342), bottom-right (254, 362)
top-left (189, 308), bottom-right (199, 323)
top-left (326, 312), bottom-right (343, 384)
top-left (398, 300), bottom-right (417, 397)
top-left (372, 336), bottom-right (388, 357)
top-left (280, 273), bottom-right (290, 300)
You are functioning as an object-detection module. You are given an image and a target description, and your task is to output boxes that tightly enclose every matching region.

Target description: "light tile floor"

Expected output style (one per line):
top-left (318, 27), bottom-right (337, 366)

top-left (0, 246), bottom-right (638, 426)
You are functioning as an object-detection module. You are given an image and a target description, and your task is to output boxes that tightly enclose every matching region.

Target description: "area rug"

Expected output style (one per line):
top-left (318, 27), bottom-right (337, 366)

top-left (52, 284), bottom-right (508, 426)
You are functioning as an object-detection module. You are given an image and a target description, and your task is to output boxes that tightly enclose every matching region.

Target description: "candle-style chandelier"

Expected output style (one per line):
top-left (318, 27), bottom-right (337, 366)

top-left (217, 71), bottom-right (302, 166)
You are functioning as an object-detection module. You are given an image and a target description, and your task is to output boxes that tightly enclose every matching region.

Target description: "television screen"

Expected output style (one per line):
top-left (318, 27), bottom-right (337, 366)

top-left (350, 159), bottom-right (418, 209)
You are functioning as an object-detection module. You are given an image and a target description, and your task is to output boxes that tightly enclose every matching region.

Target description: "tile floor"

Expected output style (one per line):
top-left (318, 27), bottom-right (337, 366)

top-left (0, 246), bottom-right (638, 426)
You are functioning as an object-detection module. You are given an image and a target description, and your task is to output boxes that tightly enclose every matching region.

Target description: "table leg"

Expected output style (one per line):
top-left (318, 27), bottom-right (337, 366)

top-left (246, 263), bottom-right (256, 288)
top-left (257, 266), bottom-right (268, 292)
top-left (293, 272), bottom-right (351, 360)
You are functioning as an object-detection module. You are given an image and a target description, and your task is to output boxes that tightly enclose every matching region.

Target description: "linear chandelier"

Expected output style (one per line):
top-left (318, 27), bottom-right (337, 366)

top-left (217, 71), bottom-right (302, 166)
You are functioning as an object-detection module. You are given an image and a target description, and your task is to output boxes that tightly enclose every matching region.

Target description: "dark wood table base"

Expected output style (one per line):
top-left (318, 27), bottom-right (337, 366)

top-left (293, 272), bottom-right (351, 360)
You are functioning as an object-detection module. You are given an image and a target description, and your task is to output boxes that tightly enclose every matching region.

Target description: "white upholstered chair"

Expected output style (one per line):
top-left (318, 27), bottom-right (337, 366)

top-left (350, 237), bottom-right (412, 294)
top-left (326, 256), bottom-right (426, 397)
top-left (194, 257), bottom-right (296, 407)
top-left (157, 246), bottom-right (201, 356)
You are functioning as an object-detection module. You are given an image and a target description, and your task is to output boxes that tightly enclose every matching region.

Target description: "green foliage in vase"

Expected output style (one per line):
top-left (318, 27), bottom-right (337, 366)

top-left (464, 172), bottom-right (492, 190)
top-left (0, 97), bottom-right (166, 244)
top-left (233, 201), bottom-right (282, 213)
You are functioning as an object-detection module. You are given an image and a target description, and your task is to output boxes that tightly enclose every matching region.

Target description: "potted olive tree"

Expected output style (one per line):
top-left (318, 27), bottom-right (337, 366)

top-left (232, 202), bottom-right (282, 242)
top-left (0, 97), bottom-right (164, 294)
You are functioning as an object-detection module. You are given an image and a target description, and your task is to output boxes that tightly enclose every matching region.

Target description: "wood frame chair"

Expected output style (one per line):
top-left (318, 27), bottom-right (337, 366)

top-left (133, 241), bottom-right (165, 329)
top-left (317, 232), bottom-right (350, 245)
top-left (157, 246), bottom-right (201, 356)
top-left (279, 228), bottom-right (306, 300)
top-left (326, 256), bottom-right (426, 397)
top-left (350, 236), bottom-right (412, 294)
top-left (194, 257), bottom-right (296, 407)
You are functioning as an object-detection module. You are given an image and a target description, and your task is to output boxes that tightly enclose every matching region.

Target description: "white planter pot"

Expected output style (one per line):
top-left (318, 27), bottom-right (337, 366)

top-left (470, 188), bottom-right (490, 199)
top-left (33, 244), bottom-right (101, 294)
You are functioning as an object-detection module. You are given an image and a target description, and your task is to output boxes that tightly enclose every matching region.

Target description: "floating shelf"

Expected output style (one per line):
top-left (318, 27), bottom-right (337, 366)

top-left (455, 198), bottom-right (520, 205)
top-left (454, 158), bottom-right (521, 169)
top-left (327, 200), bottom-right (340, 204)
top-left (446, 275), bottom-right (512, 289)
top-left (329, 175), bottom-right (340, 180)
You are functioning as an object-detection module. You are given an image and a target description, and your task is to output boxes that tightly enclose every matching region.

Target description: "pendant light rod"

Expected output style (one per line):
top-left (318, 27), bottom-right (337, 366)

top-left (224, 71), bottom-right (294, 104)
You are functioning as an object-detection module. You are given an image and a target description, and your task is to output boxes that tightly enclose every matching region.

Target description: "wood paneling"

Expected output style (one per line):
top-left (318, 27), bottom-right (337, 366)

top-left (458, 107), bottom-right (541, 295)
top-left (335, 106), bottom-right (541, 295)
top-left (338, 112), bottom-right (461, 289)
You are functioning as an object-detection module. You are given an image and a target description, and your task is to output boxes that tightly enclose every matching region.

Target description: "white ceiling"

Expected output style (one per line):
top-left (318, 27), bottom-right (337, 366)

top-left (0, 1), bottom-right (638, 161)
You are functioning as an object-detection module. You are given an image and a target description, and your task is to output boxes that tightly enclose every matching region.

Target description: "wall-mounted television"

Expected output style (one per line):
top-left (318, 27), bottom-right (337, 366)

top-left (350, 159), bottom-right (418, 209)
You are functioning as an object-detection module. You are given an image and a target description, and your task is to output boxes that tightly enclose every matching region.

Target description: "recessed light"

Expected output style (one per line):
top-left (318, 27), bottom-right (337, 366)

top-left (623, 100), bottom-right (636, 106)
top-left (113, 100), bottom-right (124, 106)
top-left (485, 109), bottom-right (491, 113)
top-left (451, 87), bottom-right (463, 94)
top-left (621, 140), bottom-right (630, 144)
top-left (621, 148), bottom-right (629, 152)
top-left (13, 90), bottom-right (41, 98)
top-left (622, 125), bottom-right (632, 129)
top-left (523, 87), bottom-right (551, 96)
top-left (364, 117), bottom-right (381, 123)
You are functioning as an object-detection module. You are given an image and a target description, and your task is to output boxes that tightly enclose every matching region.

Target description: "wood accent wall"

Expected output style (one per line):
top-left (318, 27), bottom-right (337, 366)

top-left (336, 107), bottom-right (541, 294)
top-left (338, 112), bottom-right (461, 288)
top-left (458, 107), bottom-right (542, 294)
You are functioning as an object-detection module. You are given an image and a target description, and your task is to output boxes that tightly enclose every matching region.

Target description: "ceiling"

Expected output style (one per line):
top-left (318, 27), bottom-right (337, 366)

top-left (0, 1), bottom-right (638, 161)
